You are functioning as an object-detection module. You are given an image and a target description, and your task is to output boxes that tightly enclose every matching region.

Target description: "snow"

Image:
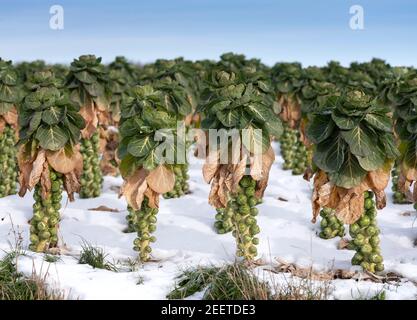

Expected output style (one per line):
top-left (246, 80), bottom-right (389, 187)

top-left (0, 142), bottom-right (416, 300)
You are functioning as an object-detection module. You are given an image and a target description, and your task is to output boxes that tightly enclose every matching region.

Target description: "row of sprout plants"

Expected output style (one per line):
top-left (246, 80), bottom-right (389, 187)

top-left (0, 53), bottom-right (414, 275)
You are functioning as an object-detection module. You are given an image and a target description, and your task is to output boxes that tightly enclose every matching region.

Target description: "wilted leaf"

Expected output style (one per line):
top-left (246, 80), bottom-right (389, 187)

top-left (46, 148), bottom-right (78, 174)
top-left (146, 165), bottom-right (175, 194)
top-left (28, 149), bottom-right (46, 190)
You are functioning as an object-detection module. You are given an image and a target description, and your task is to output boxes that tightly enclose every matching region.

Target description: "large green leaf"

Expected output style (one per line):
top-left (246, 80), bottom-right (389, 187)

top-left (365, 113), bottom-right (392, 132)
top-left (74, 71), bottom-right (96, 84)
top-left (142, 105), bottom-right (176, 128)
top-left (0, 83), bottom-right (15, 103)
top-left (41, 106), bottom-right (64, 125)
top-left (380, 133), bottom-right (400, 159)
top-left (264, 119), bottom-right (283, 138)
top-left (246, 103), bottom-right (273, 123)
top-left (242, 125), bottom-right (270, 154)
top-left (306, 115), bottom-right (334, 144)
top-left (28, 111), bottom-right (42, 135)
top-left (216, 109), bottom-right (239, 127)
top-left (211, 100), bottom-right (231, 113)
top-left (340, 125), bottom-right (373, 157)
top-left (331, 111), bottom-right (360, 130)
top-left (313, 135), bottom-right (345, 172)
top-left (355, 143), bottom-right (385, 171)
top-left (35, 125), bottom-right (68, 151)
top-left (127, 135), bottom-right (156, 158)
top-left (329, 153), bottom-right (367, 189)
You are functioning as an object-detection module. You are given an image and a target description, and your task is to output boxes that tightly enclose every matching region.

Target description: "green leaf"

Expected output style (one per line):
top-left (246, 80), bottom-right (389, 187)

top-left (74, 71), bottom-right (96, 84)
top-left (313, 136), bottom-right (346, 172)
top-left (341, 125), bottom-right (374, 157)
top-left (211, 100), bottom-right (231, 113)
top-left (264, 119), bottom-right (283, 138)
top-left (119, 154), bottom-right (137, 177)
top-left (35, 125), bottom-right (68, 151)
top-left (143, 149), bottom-right (158, 171)
top-left (0, 83), bottom-right (15, 103)
top-left (142, 105), bottom-right (176, 128)
top-left (28, 111), bottom-right (42, 135)
top-left (355, 143), bottom-right (385, 171)
top-left (41, 106), bottom-right (64, 125)
top-left (331, 111), bottom-right (360, 130)
top-left (306, 115), bottom-right (334, 144)
top-left (380, 133), bottom-right (400, 159)
top-left (329, 153), bottom-right (367, 189)
top-left (407, 119), bottom-right (417, 134)
top-left (365, 113), bottom-right (392, 132)
top-left (216, 109), bottom-right (239, 127)
top-left (242, 125), bottom-right (269, 154)
top-left (403, 140), bottom-right (417, 169)
top-left (246, 104), bottom-right (272, 123)
top-left (127, 135), bottom-right (156, 158)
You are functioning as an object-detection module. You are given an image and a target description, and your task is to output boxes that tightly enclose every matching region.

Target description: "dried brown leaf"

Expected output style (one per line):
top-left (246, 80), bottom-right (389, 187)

top-left (146, 165), bottom-right (175, 194)
top-left (88, 206), bottom-right (119, 212)
top-left (254, 146), bottom-right (275, 199)
top-left (232, 154), bottom-right (247, 193)
top-left (40, 162), bottom-right (51, 200)
top-left (63, 171), bottom-right (81, 201)
top-left (203, 149), bottom-right (220, 183)
top-left (46, 149), bottom-right (77, 174)
top-left (28, 150), bottom-right (46, 190)
top-left (145, 187), bottom-right (160, 209)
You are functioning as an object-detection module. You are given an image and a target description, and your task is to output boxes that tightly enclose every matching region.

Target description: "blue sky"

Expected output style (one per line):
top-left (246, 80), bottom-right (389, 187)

top-left (1, 0), bottom-right (416, 66)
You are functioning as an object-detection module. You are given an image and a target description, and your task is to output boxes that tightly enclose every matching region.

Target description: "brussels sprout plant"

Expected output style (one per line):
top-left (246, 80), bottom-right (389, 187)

top-left (118, 85), bottom-right (186, 261)
top-left (141, 59), bottom-right (196, 199)
top-left (307, 90), bottom-right (399, 272)
top-left (66, 55), bottom-right (109, 198)
top-left (18, 70), bottom-right (84, 252)
top-left (388, 70), bottom-right (417, 209)
top-left (271, 63), bottom-right (305, 174)
top-left (0, 59), bottom-right (21, 198)
top-left (199, 69), bottom-right (282, 260)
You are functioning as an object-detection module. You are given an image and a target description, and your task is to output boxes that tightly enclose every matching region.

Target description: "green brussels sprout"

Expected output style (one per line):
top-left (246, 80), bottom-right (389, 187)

top-left (245, 187), bottom-right (255, 197)
top-left (236, 194), bottom-right (247, 205)
top-left (360, 244), bottom-right (373, 255)
top-left (358, 216), bottom-right (370, 227)
top-left (364, 198), bottom-right (374, 210)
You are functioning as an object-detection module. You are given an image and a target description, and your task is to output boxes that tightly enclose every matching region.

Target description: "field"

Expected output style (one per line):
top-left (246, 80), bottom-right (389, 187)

top-left (1, 143), bottom-right (416, 300)
top-left (0, 54), bottom-right (416, 300)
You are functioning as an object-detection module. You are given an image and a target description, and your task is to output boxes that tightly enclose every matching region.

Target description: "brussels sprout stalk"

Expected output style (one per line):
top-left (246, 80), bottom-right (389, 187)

top-left (349, 191), bottom-right (384, 273)
top-left (0, 125), bottom-right (18, 197)
top-left (230, 175), bottom-right (261, 260)
top-left (391, 163), bottom-right (412, 204)
top-left (279, 125), bottom-right (310, 175)
top-left (29, 169), bottom-right (63, 252)
top-left (79, 132), bottom-right (103, 198)
top-left (131, 197), bottom-right (158, 262)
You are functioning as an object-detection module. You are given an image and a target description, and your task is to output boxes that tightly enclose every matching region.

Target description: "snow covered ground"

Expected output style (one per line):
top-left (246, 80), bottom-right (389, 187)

top-left (0, 142), bottom-right (416, 300)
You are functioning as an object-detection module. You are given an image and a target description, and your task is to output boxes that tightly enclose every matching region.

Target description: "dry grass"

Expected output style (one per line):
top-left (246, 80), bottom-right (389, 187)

top-left (0, 216), bottom-right (68, 300)
top-left (167, 262), bottom-right (331, 300)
